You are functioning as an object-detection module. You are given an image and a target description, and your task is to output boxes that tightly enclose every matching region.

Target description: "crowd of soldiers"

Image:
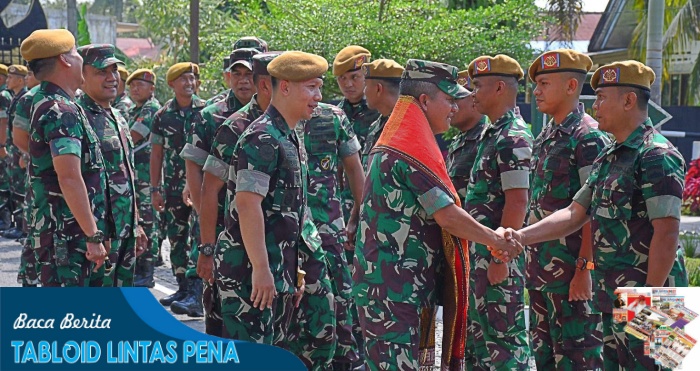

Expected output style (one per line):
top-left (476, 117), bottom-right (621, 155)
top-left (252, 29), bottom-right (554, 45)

top-left (1, 27), bottom-right (688, 371)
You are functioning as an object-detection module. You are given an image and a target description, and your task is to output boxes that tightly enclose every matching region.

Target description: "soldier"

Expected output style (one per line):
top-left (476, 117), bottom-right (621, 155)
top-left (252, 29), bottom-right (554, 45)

top-left (0, 63), bottom-right (12, 229)
top-left (360, 59), bottom-right (403, 173)
top-left (150, 62), bottom-right (206, 304)
top-left (76, 44), bottom-right (145, 287)
top-left (525, 49), bottom-right (610, 369)
top-left (206, 37), bottom-right (268, 106)
top-left (353, 59), bottom-right (521, 370)
top-left (503, 61), bottom-right (688, 371)
top-left (20, 29), bottom-right (108, 286)
top-left (446, 73), bottom-right (487, 202)
top-left (214, 50), bottom-right (326, 345)
top-left (126, 68), bottom-right (162, 288)
top-left (294, 100), bottom-right (364, 369)
top-left (114, 65), bottom-right (134, 120)
top-left (463, 55), bottom-right (532, 370)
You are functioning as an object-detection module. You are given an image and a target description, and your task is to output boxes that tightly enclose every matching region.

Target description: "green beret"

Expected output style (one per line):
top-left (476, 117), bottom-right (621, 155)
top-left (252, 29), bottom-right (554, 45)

top-left (20, 29), bottom-right (75, 62)
top-left (528, 49), bottom-right (592, 81)
top-left (591, 60), bottom-right (655, 91)
top-left (8, 65), bottom-right (28, 77)
top-left (333, 45), bottom-right (370, 76)
top-left (362, 59), bottom-right (404, 81)
top-left (166, 62), bottom-right (198, 83)
top-left (268, 51), bottom-right (328, 82)
top-left (127, 68), bottom-right (156, 85)
top-left (0, 64), bottom-right (8, 76)
top-left (468, 54), bottom-right (524, 81)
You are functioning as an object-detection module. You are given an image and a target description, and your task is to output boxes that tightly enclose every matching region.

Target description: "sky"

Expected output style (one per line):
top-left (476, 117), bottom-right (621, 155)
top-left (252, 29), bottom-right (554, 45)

top-left (535, 0), bottom-right (610, 12)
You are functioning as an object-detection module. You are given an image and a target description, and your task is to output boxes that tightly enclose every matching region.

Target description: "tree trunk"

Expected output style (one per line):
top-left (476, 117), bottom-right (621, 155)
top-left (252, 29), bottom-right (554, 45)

top-left (190, 0), bottom-right (199, 64)
top-left (646, 0), bottom-right (664, 104)
top-left (67, 0), bottom-right (78, 37)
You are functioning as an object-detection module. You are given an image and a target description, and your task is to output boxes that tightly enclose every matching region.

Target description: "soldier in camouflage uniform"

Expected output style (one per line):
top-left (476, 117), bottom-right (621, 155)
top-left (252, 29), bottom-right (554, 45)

top-left (20, 29), bottom-right (109, 286)
top-left (113, 65), bottom-right (134, 120)
top-left (504, 60), bottom-right (688, 371)
top-left (464, 55), bottom-right (532, 370)
top-left (206, 37), bottom-right (268, 106)
top-left (150, 62), bottom-right (206, 304)
top-left (446, 73), bottom-right (487, 203)
top-left (0, 64), bottom-right (13, 227)
top-left (295, 101), bottom-right (364, 369)
top-left (214, 51), bottom-right (326, 344)
top-left (77, 44), bottom-right (144, 287)
top-left (178, 48), bottom-right (259, 327)
top-left (127, 68), bottom-right (162, 287)
top-left (524, 49), bottom-right (609, 370)
top-left (360, 59), bottom-right (403, 173)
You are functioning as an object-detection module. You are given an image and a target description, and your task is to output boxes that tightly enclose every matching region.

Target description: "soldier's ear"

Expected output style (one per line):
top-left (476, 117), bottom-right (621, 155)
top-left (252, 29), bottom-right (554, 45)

top-left (418, 93), bottom-right (429, 111)
top-left (623, 90), bottom-right (638, 111)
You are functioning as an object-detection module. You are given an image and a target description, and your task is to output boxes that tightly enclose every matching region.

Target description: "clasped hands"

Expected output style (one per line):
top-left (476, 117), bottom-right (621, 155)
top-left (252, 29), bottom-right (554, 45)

top-left (487, 227), bottom-right (524, 263)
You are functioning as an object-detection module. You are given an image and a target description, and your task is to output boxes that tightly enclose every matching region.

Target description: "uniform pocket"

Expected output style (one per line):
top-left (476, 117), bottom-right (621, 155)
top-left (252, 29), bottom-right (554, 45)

top-left (272, 186), bottom-right (302, 212)
top-left (561, 300), bottom-right (603, 350)
top-left (485, 278), bottom-right (527, 337)
top-left (54, 237), bottom-right (70, 267)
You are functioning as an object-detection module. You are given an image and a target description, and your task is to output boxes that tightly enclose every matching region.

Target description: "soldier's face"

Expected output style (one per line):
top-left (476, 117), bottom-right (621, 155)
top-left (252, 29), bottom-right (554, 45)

top-left (61, 47), bottom-right (85, 90)
top-left (82, 63), bottom-right (119, 105)
top-left (533, 74), bottom-right (567, 115)
top-left (451, 94), bottom-right (478, 130)
top-left (593, 87), bottom-right (624, 133)
top-left (129, 80), bottom-right (155, 104)
top-left (169, 72), bottom-right (196, 97)
top-left (0, 75), bottom-right (6, 86)
top-left (6, 74), bottom-right (25, 90)
top-left (287, 77), bottom-right (323, 120)
top-left (364, 79), bottom-right (380, 110)
top-left (337, 69), bottom-right (365, 103)
top-left (422, 89), bottom-right (458, 134)
top-left (471, 76), bottom-right (498, 115)
top-left (230, 65), bottom-right (255, 103)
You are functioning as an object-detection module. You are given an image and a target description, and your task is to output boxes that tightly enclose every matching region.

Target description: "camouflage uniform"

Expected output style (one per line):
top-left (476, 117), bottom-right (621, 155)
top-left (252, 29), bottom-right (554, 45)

top-left (527, 104), bottom-right (610, 370)
top-left (215, 105), bottom-right (303, 345)
top-left (77, 93), bottom-right (138, 287)
top-left (0, 87), bottom-right (13, 210)
top-left (295, 102), bottom-right (361, 365)
top-left (205, 89), bottom-right (228, 106)
top-left (446, 117), bottom-right (487, 202)
top-left (150, 95), bottom-right (206, 276)
top-left (463, 109), bottom-right (532, 370)
top-left (28, 81), bottom-right (107, 287)
top-left (180, 89), bottom-right (243, 335)
top-left (114, 92), bottom-right (134, 121)
top-left (572, 118), bottom-right (688, 371)
top-left (360, 115), bottom-right (388, 173)
top-left (128, 96), bottom-right (162, 265)
top-left (6, 87), bottom-right (29, 228)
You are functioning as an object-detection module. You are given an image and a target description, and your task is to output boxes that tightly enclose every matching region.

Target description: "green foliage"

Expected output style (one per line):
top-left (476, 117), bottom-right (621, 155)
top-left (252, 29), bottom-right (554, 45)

top-left (680, 230), bottom-right (700, 258)
top-left (76, 3), bottom-right (92, 46)
top-left (685, 257), bottom-right (700, 287)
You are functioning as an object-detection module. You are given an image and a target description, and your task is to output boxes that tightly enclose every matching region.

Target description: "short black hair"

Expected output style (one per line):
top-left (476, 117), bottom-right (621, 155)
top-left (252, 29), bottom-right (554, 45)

top-left (28, 57), bottom-right (59, 80)
top-left (270, 76), bottom-right (279, 89)
top-left (399, 79), bottom-right (440, 100)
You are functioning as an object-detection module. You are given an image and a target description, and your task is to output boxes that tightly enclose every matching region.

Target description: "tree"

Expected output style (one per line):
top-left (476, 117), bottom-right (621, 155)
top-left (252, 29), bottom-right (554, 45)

top-left (543, 0), bottom-right (584, 47)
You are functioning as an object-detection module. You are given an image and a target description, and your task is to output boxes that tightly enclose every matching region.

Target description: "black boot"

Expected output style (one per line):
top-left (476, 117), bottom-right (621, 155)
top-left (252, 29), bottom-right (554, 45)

top-left (134, 260), bottom-right (155, 288)
top-left (159, 274), bottom-right (188, 306)
top-left (170, 278), bottom-right (204, 317)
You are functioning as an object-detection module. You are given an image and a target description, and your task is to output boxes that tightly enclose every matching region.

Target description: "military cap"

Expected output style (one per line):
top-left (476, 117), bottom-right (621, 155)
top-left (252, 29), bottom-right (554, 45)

top-left (20, 29), bottom-right (75, 62)
top-left (362, 59), bottom-right (404, 81)
top-left (233, 36), bottom-right (269, 53)
top-left (468, 54), bottom-right (524, 81)
top-left (402, 59), bottom-right (469, 99)
top-left (268, 51), bottom-right (328, 82)
top-left (456, 70), bottom-right (473, 96)
top-left (77, 44), bottom-right (124, 69)
top-left (8, 65), bottom-right (28, 77)
top-left (166, 62), bottom-right (198, 83)
top-left (0, 64), bottom-right (7, 76)
top-left (223, 56), bottom-right (230, 71)
top-left (591, 60), bottom-right (655, 91)
top-left (227, 48), bottom-right (260, 72)
top-left (126, 68), bottom-right (156, 85)
top-left (528, 49), bottom-right (592, 81)
top-left (117, 65), bottom-right (129, 81)
top-left (333, 45), bottom-right (371, 76)
top-left (252, 51), bottom-right (283, 76)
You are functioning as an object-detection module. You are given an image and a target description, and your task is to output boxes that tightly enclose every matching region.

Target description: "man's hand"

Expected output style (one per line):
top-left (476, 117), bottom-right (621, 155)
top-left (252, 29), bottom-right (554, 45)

top-left (197, 254), bottom-right (215, 284)
top-left (293, 280), bottom-right (305, 308)
top-left (85, 241), bottom-right (108, 270)
top-left (135, 225), bottom-right (148, 257)
top-left (0, 147), bottom-right (6, 159)
top-left (152, 191), bottom-right (165, 212)
top-left (344, 213), bottom-right (358, 251)
top-left (488, 227), bottom-right (523, 262)
top-left (487, 260), bottom-right (509, 286)
top-left (182, 185), bottom-right (193, 207)
top-left (569, 269), bottom-right (593, 301)
top-left (251, 267), bottom-right (276, 310)
top-left (19, 155), bottom-right (26, 169)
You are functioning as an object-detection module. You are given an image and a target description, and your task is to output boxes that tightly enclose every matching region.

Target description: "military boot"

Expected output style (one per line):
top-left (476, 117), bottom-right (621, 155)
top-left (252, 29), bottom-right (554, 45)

top-left (170, 278), bottom-right (204, 317)
top-left (134, 259), bottom-right (155, 288)
top-left (159, 274), bottom-right (188, 306)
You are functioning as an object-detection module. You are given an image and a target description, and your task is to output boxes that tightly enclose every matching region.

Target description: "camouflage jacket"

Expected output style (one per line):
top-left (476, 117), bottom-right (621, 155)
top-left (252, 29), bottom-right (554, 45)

top-left (13, 86), bottom-right (40, 134)
top-left (28, 81), bottom-right (107, 240)
top-left (0, 87), bottom-right (12, 120)
top-left (295, 102), bottom-right (360, 246)
top-left (361, 115), bottom-right (388, 173)
top-left (217, 104), bottom-right (306, 296)
top-left (354, 150), bottom-right (453, 308)
top-left (181, 89), bottom-right (244, 166)
top-left (150, 96), bottom-right (206, 197)
top-left (77, 94), bottom-right (137, 239)
top-left (205, 89), bottom-right (229, 106)
top-left (526, 104), bottom-right (610, 293)
top-left (113, 92), bottom-right (134, 121)
top-left (464, 109), bottom-right (533, 274)
top-left (6, 87), bottom-right (28, 153)
top-left (128, 96), bottom-right (161, 175)
top-left (573, 118), bottom-right (688, 313)
top-left (446, 116), bottom-right (488, 202)
top-left (203, 95), bottom-right (264, 229)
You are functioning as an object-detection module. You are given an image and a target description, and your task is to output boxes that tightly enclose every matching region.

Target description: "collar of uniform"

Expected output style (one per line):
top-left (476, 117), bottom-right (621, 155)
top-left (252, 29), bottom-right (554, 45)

top-left (465, 116), bottom-right (488, 140)
top-left (40, 81), bottom-right (72, 100)
top-left (617, 118), bottom-right (653, 150)
top-left (225, 89), bottom-right (243, 110)
top-left (266, 104), bottom-right (293, 135)
top-left (340, 96), bottom-right (368, 112)
top-left (488, 108), bottom-right (517, 131)
top-left (167, 95), bottom-right (206, 112)
top-left (78, 93), bottom-right (105, 113)
top-left (554, 102), bottom-right (586, 136)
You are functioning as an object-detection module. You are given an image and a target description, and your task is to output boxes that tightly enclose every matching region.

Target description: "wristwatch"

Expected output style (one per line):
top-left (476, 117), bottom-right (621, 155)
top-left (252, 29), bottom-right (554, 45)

top-left (575, 257), bottom-right (595, 271)
top-left (199, 243), bottom-right (216, 257)
top-left (86, 230), bottom-right (105, 243)
top-left (150, 186), bottom-right (162, 193)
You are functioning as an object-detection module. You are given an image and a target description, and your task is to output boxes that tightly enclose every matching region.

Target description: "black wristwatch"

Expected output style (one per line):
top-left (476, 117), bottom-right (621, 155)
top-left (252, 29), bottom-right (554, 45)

top-left (150, 186), bottom-right (162, 193)
top-left (200, 243), bottom-right (216, 257)
top-left (86, 230), bottom-right (105, 243)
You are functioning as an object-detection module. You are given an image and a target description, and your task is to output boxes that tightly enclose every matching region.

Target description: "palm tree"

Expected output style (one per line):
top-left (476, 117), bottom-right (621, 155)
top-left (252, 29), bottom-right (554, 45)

top-left (544, 0), bottom-right (584, 47)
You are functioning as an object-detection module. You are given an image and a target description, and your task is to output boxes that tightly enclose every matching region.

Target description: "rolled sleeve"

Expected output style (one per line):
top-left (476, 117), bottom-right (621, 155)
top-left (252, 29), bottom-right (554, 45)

top-left (180, 143), bottom-right (209, 165)
top-left (501, 170), bottom-right (530, 191)
top-left (573, 183), bottom-right (593, 211)
top-left (131, 122), bottom-right (151, 139)
top-left (578, 165), bottom-right (593, 188)
top-left (236, 169), bottom-right (270, 196)
top-left (0, 111), bottom-right (7, 119)
top-left (150, 133), bottom-right (164, 145)
top-left (339, 136), bottom-right (361, 158)
top-left (49, 137), bottom-right (82, 158)
top-left (14, 116), bottom-right (30, 132)
top-left (646, 195), bottom-right (682, 220)
top-left (203, 155), bottom-right (229, 182)
top-left (418, 186), bottom-right (455, 216)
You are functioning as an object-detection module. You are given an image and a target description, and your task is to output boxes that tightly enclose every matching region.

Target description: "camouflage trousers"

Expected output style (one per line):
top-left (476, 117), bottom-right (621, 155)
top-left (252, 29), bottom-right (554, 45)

top-left (465, 274), bottom-right (530, 370)
top-left (529, 290), bottom-right (604, 370)
top-left (89, 237), bottom-right (136, 287)
top-left (134, 177), bottom-right (161, 262)
top-left (344, 247), bottom-right (364, 364)
top-left (220, 291), bottom-right (295, 346)
top-left (288, 244), bottom-right (336, 370)
top-left (163, 195), bottom-right (192, 275)
top-left (17, 237), bottom-right (38, 285)
top-left (32, 235), bottom-right (93, 287)
top-left (0, 153), bottom-right (8, 206)
top-left (323, 243), bottom-right (359, 364)
top-left (602, 313), bottom-right (670, 371)
top-left (357, 298), bottom-right (421, 371)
